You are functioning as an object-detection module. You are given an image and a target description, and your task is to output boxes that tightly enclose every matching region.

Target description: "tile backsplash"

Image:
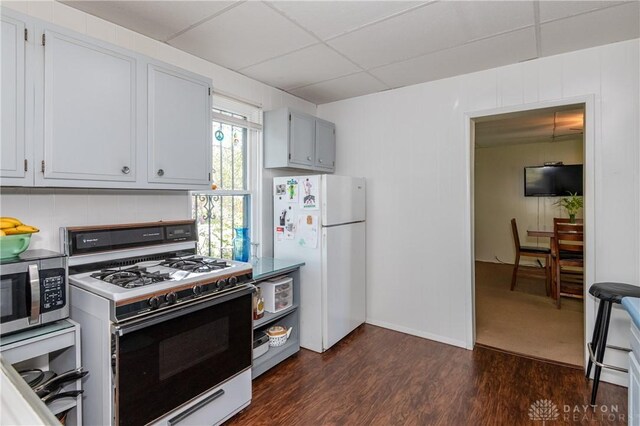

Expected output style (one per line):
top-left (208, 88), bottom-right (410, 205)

top-left (0, 188), bottom-right (191, 251)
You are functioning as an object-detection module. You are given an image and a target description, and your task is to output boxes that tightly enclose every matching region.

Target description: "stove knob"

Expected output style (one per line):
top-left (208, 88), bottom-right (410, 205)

top-left (192, 285), bottom-right (202, 296)
top-left (165, 292), bottom-right (178, 304)
top-left (148, 296), bottom-right (160, 309)
top-left (228, 276), bottom-right (238, 286)
top-left (216, 279), bottom-right (227, 290)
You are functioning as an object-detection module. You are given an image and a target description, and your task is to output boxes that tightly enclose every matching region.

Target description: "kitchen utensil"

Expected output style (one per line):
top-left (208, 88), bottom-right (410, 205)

top-left (0, 234), bottom-right (31, 259)
top-left (18, 369), bottom-right (44, 388)
top-left (34, 368), bottom-right (86, 397)
top-left (24, 369), bottom-right (56, 394)
top-left (266, 325), bottom-right (292, 347)
top-left (43, 390), bottom-right (83, 404)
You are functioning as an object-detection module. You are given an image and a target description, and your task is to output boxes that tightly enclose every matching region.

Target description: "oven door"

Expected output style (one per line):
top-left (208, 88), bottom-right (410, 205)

top-left (112, 287), bottom-right (253, 426)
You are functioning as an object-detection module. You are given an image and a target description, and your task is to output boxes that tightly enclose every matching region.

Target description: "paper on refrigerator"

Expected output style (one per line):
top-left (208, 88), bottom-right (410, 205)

top-left (297, 215), bottom-right (318, 249)
top-left (299, 176), bottom-right (319, 210)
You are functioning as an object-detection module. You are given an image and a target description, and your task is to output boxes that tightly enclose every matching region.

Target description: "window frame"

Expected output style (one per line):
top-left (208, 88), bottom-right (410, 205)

top-left (191, 94), bottom-right (263, 258)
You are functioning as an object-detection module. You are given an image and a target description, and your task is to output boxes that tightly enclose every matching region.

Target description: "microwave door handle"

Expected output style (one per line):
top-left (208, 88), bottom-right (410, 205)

top-left (28, 264), bottom-right (40, 324)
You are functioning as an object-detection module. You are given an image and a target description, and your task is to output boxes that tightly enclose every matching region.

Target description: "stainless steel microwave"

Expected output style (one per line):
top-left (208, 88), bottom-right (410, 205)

top-left (0, 250), bottom-right (68, 336)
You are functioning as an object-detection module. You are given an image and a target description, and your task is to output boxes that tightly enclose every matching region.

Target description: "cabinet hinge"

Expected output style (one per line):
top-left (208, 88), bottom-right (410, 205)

top-left (24, 28), bottom-right (28, 42)
top-left (24, 159), bottom-right (28, 172)
top-left (41, 160), bottom-right (45, 173)
top-left (208, 172), bottom-right (211, 181)
top-left (288, 114), bottom-right (291, 121)
top-left (208, 87), bottom-right (211, 96)
top-left (288, 153), bottom-right (291, 160)
top-left (41, 33), bottom-right (45, 46)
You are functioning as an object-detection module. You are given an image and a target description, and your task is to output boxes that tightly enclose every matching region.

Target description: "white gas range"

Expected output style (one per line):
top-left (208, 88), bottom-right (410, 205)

top-left (62, 220), bottom-right (254, 426)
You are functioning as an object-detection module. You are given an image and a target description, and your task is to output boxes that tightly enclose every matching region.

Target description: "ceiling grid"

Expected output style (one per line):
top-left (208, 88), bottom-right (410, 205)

top-left (61, 0), bottom-right (640, 104)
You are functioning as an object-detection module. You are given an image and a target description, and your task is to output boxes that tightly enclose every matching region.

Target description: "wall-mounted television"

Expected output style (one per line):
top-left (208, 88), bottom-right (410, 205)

top-left (524, 165), bottom-right (583, 197)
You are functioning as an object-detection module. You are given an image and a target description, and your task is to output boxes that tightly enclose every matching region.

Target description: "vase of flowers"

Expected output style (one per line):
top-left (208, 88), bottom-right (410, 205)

top-left (554, 192), bottom-right (583, 223)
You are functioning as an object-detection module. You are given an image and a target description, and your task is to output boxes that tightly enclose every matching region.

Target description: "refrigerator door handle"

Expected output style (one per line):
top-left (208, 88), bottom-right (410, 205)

top-left (322, 220), bottom-right (365, 228)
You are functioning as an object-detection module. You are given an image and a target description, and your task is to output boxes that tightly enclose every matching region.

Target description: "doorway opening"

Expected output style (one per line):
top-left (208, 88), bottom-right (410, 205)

top-left (472, 103), bottom-right (586, 367)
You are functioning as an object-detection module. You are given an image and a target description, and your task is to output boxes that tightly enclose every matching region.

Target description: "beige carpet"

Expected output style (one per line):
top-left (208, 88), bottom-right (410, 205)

top-left (475, 261), bottom-right (584, 367)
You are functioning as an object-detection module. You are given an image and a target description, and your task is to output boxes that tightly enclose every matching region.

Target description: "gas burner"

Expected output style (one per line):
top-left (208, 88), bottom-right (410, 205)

top-left (160, 256), bottom-right (230, 273)
top-left (91, 266), bottom-right (172, 289)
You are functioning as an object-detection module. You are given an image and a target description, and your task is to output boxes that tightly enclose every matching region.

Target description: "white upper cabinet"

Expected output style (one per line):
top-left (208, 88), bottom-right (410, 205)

top-left (264, 108), bottom-right (336, 173)
top-left (147, 63), bottom-right (211, 187)
top-left (1, 14), bottom-right (30, 185)
top-left (315, 118), bottom-right (335, 170)
top-left (38, 29), bottom-right (137, 185)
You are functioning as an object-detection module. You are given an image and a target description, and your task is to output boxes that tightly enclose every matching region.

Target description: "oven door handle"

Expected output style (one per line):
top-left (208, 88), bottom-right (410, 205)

top-left (28, 264), bottom-right (40, 324)
top-left (111, 284), bottom-right (255, 336)
top-left (167, 389), bottom-right (225, 426)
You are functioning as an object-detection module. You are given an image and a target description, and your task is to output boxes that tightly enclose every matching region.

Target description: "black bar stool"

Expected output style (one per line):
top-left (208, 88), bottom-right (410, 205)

top-left (586, 282), bottom-right (640, 404)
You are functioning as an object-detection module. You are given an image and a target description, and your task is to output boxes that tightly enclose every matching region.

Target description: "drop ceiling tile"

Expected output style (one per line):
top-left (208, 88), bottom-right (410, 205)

top-left (289, 73), bottom-right (388, 104)
top-left (269, 1), bottom-right (425, 40)
top-left (538, 1), bottom-right (627, 23)
top-left (452, 1), bottom-right (534, 40)
top-left (540, 2), bottom-right (640, 57)
top-left (370, 27), bottom-right (537, 89)
top-left (240, 44), bottom-right (361, 91)
top-left (62, 1), bottom-right (238, 41)
top-left (169, 2), bottom-right (317, 70)
top-left (327, 1), bottom-right (469, 69)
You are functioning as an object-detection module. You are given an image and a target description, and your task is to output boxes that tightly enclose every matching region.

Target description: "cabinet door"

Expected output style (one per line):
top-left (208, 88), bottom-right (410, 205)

top-left (315, 119), bottom-right (335, 170)
top-left (288, 111), bottom-right (315, 166)
top-left (41, 30), bottom-right (136, 183)
top-left (1, 16), bottom-right (27, 181)
top-left (147, 64), bottom-right (211, 187)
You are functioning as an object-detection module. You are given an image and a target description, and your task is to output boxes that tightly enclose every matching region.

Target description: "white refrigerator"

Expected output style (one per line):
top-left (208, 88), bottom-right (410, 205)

top-left (273, 174), bottom-right (366, 353)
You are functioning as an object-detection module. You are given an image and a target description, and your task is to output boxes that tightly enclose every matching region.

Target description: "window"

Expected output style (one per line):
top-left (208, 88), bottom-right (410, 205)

top-left (192, 96), bottom-right (262, 259)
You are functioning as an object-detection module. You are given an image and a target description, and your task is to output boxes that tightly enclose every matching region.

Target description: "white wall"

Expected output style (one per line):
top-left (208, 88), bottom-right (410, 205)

top-left (318, 39), bottom-right (639, 385)
top-left (0, 1), bottom-right (316, 254)
top-left (475, 139), bottom-right (583, 264)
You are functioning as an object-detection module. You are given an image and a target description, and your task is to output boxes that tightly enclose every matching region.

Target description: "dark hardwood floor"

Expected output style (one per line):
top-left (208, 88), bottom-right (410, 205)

top-left (227, 324), bottom-right (627, 425)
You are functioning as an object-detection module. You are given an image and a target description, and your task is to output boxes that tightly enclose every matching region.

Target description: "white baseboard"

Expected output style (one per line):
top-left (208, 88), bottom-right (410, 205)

top-left (365, 318), bottom-right (468, 349)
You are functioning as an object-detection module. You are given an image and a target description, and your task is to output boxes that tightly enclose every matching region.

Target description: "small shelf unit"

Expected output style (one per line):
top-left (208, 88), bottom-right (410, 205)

top-left (251, 259), bottom-right (303, 379)
top-left (1, 319), bottom-right (83, 425)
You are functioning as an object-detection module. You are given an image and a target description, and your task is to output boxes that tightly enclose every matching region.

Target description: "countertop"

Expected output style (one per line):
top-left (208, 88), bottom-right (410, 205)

top-left (251, 258), bottom-right (305, 281)
top-left (622, 297), bottom-right (640, 330)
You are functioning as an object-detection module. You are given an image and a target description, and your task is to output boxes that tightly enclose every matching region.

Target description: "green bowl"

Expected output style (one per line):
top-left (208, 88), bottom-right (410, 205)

top-left (0, 234), bottom-right (32, 260)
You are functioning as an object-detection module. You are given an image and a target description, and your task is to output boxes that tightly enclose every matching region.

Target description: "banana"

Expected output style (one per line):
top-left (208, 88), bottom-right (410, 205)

top-left (3, 227), bottom-right (22, 235)
top-left (16, 225), bottom-right (39, 234)
top-left (0, 217), bottom-right (22, 226)
top-left (0, 221), bottom-right (16, 230)
top-left (0, 218), bottom-right (39, 236)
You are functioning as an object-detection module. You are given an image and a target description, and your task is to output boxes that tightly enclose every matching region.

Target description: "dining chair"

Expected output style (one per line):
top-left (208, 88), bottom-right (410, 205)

top-left (552, 219), bottom-right (584, 308)
top-left (510, 218), bottom-right (551, 294)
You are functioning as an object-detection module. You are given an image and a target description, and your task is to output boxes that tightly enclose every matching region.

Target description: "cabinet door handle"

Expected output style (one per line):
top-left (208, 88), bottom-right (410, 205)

top-left (121, 166), bottom-right (130, 174)
top-left (319, 159), bottom-right (323, 163)
top-left (307, 156), bottom-right (311, 161)
top-left (157, 169), bottom-right (164, 177)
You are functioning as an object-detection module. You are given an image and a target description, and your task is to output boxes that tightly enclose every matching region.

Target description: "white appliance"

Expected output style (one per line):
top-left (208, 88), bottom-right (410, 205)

top-left (273, 174), bottom-right (365, 353)
top-left (61, 221), bottom-right (254, 426)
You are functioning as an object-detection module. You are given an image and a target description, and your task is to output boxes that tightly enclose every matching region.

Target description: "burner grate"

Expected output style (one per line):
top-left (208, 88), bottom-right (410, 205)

top-left (160, 256), bottom-right (230, 273)
top-left (91, 266), bottom-right (172, 289)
